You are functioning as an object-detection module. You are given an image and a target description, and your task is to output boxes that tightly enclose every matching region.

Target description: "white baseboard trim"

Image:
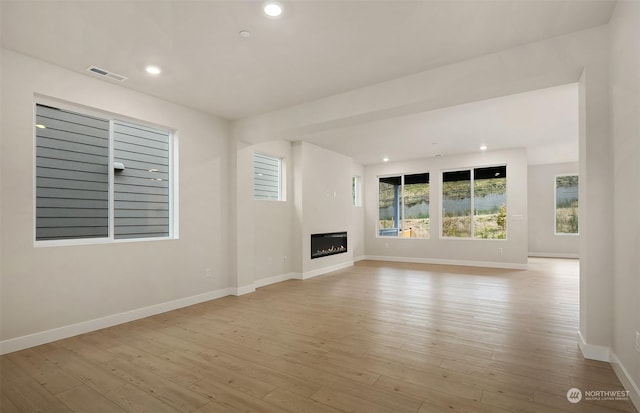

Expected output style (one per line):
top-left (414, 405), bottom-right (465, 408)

top-left (232, 284), bottom-right (256, 296)
top-left (577, 331), bottom-right (611, 362)
top-left (0, 287), bottom-right (232, 355)
top-left (254, 272), bottom-right (299, 289)
top-left (528, 252), bottom-right (580, 259)
top-left (353, 255), bottom-right (367, 262)
top-left (237, 266), bottom-right (349, 295)
top-left (302, 261), bottom-right (354, 280)
top-left (363, 255), bottom-right (528, 270)
top-left (611, 351), bottom-right (640, 411)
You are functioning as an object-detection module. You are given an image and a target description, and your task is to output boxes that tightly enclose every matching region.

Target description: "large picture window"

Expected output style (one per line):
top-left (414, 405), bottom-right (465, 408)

top-left (35, 103), bottom-right (174, 242)
top-left (555, 175), bottom-right (579, 234)
top-left (378, 173), bottom-right (429, 238)
top-left (442, 165), bottom-right (506, 239)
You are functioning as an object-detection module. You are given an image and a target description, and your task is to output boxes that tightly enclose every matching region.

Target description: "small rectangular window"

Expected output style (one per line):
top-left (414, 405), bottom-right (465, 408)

top-left (555, 175), bottom-right (579, 234)
top-left (35, 103), bottom-right (174, 243)
top-left (378, 173), bottom-right (429, 238)
top-left (352, 176), bottom-right (362, 206)
top-left (253, 153), bottom-right (282, 200)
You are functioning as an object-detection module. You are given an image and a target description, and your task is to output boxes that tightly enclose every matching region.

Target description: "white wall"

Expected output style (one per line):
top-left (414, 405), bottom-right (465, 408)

top-left (296, 142), bottom-right (359, 275)
top-left (0, 49), bottom-right (231, 350)
top-left (364, 149), bottom-right (528, 268)
top-left (235, 139), bottom-right (296, 291)
top-left (528, 162), bottom-right (579, 257)
top-left (577, 33), bottom-right (615, 360)
top-left (610, 1), bottom-right (640, 407)
top-left (351, 162), bottom-right (365, 260)
top-left (234, 140), bottom-right (362, 287)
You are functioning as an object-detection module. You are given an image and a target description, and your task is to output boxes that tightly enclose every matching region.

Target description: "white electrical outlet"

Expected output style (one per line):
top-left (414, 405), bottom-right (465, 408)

top-left (205, 268), bottom-right (212, 278)
top-left (635, 331), bottom-right (640, 353)
top-left (498, 247), bottom-right (503, 254)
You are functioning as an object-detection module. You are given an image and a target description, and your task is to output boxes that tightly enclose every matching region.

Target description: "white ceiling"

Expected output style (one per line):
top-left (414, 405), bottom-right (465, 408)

top-left (1, 0), bottom-right (613, 165)
top-left (302, 83), bottom-right (580, 165)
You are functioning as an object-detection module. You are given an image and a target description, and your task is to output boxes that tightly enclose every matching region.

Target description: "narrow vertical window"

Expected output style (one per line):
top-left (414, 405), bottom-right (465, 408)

top-left (352, 176), bottom-right (362, 206)
top-left (442, 170), bottom-right (471, 237)
top-left (378, 176), bottom-right (401, 236)
top-left (555, 175), bottom-right (579, 234)
top-left (473, 166), bottom-right (507, 239)
top-left (253, 153), bottom-right (282, 200)
top-left (402, 173), bottom-right (430, 238)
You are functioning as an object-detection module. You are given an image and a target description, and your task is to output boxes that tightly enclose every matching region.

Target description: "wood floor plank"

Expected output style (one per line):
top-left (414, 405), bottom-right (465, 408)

top-left (5, 348), bottom-right (82, 395)
top-left (310, 385), bottom-right (401, 413)
top-left (1, 376), bottom-right (73, 413)
top-left (104, 383), bottom-right (182, 413)
top-left (186, 363), bottom-right (277, 400)
top-left (104, 357), bottom-right (209, 413)
top-left (373, 373), bottom-right (482, 404)
top-left (265, 357), bottom-right (423, 413)
top-left (417, 391), bottom-right (516, 413)
top-left (262, 388), bottom-right (343, 413)
top-left (0, 258), bottom-right (636, 413)
top-left (187, 378), bottom-right (282, 413)
top-left (56, 385), bottom-right (127, 413)
top-left (165, 349), bottom-right (321, 398)
top-left (42, 347), bottom-right (126, 395)
top-left (0, 392), bottom-right (21, 413)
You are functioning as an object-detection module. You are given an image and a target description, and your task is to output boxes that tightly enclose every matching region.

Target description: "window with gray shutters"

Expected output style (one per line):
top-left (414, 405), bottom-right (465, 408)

top-left (113, 121), bottom-right (170, 239)
top-left (253, 153), bottom-right (282, 200)
top-left (36, 105), bottom-right (110, 240)
top-left (35, 103), bottom-right (174, 243)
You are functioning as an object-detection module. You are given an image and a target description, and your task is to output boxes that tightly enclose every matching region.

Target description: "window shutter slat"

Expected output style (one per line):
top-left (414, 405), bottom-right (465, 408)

top-left (113, 121), bottom-right (170, 239)
top-left (253, 153), bottom-right (281, 200)
top-left (35, 104), bottom-right (109, 240)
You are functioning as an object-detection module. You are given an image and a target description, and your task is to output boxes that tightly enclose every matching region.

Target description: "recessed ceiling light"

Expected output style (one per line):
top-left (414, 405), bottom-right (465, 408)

top-left (264, 2), bottom-right (283, 17)
top-left (145, 65), bottom-right (161, 75)
top-left (382, 157), bottom-right (390, 162)
top-left (239, 30), bottom-right (251, 38)
top-left (480, 145), bottom-right (488, 151)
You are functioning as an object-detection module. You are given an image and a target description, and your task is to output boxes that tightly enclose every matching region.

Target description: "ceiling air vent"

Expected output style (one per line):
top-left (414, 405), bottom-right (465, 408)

top-left (87, 65), bottom-right (128, 82)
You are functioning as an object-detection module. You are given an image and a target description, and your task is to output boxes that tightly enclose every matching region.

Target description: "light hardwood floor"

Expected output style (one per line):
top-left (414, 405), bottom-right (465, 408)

top-left (1, 258), bottom-right (637, 413)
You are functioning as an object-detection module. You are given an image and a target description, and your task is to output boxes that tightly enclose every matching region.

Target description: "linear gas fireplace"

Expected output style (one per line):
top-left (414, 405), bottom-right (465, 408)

top-left (311, 231), bottom-right (347, 259)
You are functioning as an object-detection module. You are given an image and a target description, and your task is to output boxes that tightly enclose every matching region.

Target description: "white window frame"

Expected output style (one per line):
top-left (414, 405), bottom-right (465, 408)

top-left (33, 96), bottom-right (178, 247)
top-left (253, 152), bottom-right (285, 201)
